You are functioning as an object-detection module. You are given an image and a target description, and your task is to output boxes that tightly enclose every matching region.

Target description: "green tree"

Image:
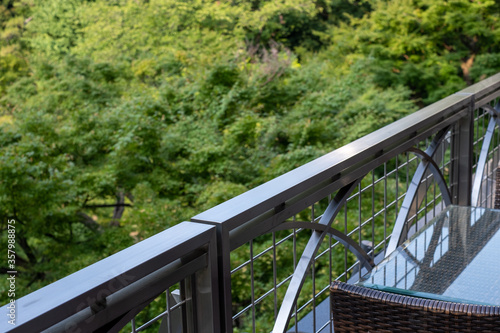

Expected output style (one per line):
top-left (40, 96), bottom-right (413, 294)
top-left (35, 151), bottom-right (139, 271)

top-left (3, 3), bottom-right (500, 331)
top-left (0, 0), bottom-right (32, 101)
top-left (329, 0), bottom-right (500, 104)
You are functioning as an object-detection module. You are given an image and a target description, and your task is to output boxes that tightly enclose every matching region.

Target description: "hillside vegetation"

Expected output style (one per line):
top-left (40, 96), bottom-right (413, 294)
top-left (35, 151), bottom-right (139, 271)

top-left (2, 0), bottom-right (500, 311)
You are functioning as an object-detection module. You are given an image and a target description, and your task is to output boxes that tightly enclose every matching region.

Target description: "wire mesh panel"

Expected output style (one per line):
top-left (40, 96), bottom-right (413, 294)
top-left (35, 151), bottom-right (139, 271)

top-left (123, 283), bottom-right (191, 333)
top-left (228, 133), bottom-right (453, 332)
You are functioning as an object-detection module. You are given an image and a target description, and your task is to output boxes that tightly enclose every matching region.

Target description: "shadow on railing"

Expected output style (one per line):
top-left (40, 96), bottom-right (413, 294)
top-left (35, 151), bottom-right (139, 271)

top-left (3, 74), bottom-right (500, 333)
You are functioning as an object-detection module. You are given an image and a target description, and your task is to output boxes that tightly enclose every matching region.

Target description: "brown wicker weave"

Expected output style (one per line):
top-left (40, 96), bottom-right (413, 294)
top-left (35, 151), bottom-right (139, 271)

top-left (330, 281), bottom-right (500, 332)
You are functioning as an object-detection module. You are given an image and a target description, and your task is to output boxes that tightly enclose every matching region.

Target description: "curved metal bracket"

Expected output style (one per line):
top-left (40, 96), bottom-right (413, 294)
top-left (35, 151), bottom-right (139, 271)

top-left (272, 178), bottom-right (363, 333)
top-left (273, 221), bottom-right (374, 271)
top-left (482, 104), bottom-right (500, 118)
top-left (471, 104), bottom-right (500, 206)
top-left (406, 147), bottom-right (452, 206)
top-left (386, 127), bottom-right (452, 256)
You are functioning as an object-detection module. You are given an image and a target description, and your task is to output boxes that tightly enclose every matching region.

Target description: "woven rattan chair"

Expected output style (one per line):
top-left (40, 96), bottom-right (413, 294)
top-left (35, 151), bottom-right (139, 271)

top-left (330, 281), bottom-right (500, 332)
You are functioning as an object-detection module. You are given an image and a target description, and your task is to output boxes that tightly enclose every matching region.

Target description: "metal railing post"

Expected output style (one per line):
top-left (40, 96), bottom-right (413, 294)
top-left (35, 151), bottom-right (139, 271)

top-left (451, 94), bottom-right (474, 206)
top-left (189, 215), bottom-right (233, 333)
top-left (207, 225), bottom-right (233, 332)
top-left (187, 226), bottom-right (222, 333)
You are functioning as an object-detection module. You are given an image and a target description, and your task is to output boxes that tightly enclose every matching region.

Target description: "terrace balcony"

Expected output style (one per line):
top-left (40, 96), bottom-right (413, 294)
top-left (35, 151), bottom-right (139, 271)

top-left (3, 73), bottom-right (500, 333)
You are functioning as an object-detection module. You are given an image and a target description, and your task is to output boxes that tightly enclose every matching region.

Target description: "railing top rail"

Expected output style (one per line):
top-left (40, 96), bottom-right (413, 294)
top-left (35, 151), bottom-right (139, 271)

top-left (1, 222), bottom-right (216, 333)
top-left (462, 72), bottom-right (500, 106)
top-left (192, 73), bottom-right (500, 230)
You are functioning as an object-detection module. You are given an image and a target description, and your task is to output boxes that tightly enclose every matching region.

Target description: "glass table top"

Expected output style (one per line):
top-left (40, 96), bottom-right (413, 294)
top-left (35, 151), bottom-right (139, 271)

top-left (358, 205), bottom-right (500, 306)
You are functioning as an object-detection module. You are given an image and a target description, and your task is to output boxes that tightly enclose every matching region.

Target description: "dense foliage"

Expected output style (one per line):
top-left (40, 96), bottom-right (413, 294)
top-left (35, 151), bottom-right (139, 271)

top-left (2, 0), bottom-right (500, 329)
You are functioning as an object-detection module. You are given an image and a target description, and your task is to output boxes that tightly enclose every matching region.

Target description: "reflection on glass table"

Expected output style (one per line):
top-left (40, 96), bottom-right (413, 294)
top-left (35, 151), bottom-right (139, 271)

top-left (358, 205), bottom-right (500, 305)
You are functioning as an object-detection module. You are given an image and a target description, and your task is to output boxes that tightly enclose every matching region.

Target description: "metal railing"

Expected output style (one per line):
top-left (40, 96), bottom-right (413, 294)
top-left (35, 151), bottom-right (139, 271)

top-left (3, 73), bottom-right (500, 333)
top-left (0, 222), bottom-right (220, 333)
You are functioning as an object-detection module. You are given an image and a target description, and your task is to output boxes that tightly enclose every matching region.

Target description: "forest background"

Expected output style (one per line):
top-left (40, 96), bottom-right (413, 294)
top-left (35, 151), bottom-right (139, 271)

top-left (2, 0), bottom-right (500, 320)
